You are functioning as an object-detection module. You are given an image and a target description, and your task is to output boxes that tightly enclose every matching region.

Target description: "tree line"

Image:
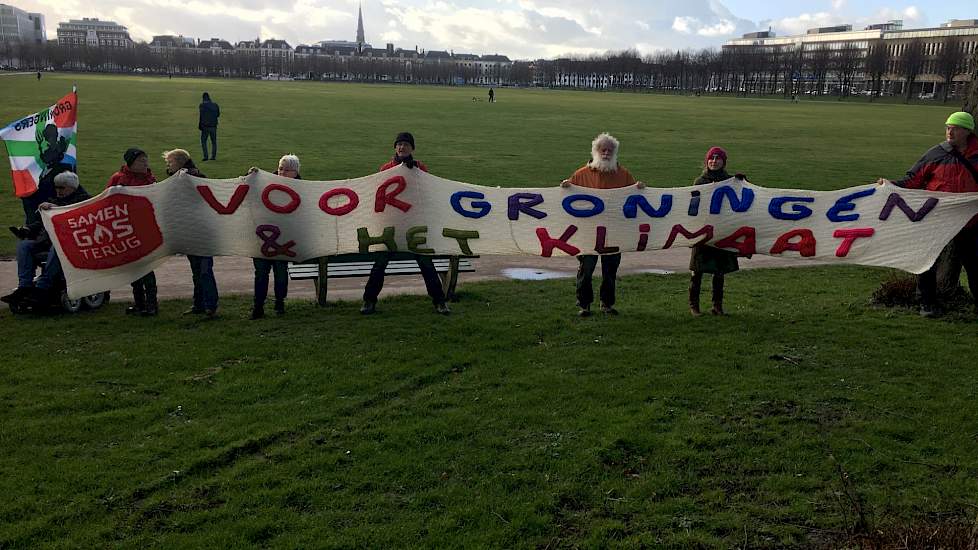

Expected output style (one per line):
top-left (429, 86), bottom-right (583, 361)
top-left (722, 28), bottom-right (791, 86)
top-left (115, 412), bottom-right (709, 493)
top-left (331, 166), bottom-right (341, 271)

top-left (0, 37), bottom-right (975, 102)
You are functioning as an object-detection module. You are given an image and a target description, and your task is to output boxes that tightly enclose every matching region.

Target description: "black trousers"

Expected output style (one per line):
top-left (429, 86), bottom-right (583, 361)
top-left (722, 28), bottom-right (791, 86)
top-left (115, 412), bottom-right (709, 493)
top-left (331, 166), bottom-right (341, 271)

top-left (363, 253), bottom-right (446, 305)
top-left (918, 226), bottom-right (978, 307)
top-left (576, 254), bottom-right (621, 308)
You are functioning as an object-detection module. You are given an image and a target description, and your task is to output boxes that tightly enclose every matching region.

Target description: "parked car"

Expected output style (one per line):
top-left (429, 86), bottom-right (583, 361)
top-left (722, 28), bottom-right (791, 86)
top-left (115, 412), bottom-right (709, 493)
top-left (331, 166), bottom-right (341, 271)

top-left (918, 92), bottom-right (935, 100)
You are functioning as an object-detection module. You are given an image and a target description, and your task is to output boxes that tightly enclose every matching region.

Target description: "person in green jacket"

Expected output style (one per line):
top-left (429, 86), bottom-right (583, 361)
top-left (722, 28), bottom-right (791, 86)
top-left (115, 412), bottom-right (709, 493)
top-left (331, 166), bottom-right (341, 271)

top-left (689, 146), bottom-right (744, 316)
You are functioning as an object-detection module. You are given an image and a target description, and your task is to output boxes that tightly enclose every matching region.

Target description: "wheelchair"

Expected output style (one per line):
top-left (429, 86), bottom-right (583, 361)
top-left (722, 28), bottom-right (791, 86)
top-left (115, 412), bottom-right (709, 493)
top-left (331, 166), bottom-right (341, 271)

top-left (6, 246), bottom-right (110, 314)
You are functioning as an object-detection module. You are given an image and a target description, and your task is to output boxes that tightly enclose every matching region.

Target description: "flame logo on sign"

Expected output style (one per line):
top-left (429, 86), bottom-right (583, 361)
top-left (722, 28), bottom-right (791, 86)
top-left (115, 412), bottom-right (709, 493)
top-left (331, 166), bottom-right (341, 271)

top-left (93, 224), bottom-right (113, 244)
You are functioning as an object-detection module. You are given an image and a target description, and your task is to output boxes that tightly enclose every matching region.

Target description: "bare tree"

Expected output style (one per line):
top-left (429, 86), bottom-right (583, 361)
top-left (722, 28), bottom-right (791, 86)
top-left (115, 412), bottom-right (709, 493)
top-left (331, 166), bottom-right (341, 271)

top-left (935, 37), bottom-right (966, 103)
top-left (864, 40), bottom-right (889, 100)
top-left (806, 44), bottom-right (832, 96)
top-left (898, 38), bottom-right (925, 103)
top-left (834, 42), bottom-right (861, 99)
top-left (965, 49), bottom-right (978, 114)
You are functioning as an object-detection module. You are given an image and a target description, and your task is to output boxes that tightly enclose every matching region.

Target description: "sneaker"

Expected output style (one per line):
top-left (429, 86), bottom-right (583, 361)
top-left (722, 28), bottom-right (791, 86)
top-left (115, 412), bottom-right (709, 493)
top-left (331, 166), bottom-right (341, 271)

top-left (141, 304), bottom-right (159, 317)
top-left (183, 307), bottom-right (204, 315)
top-left (919, 304), bottom-right (937, 318)
top-left (360, 301), bottom-right (376, 315)
top-left (435, 302), bottom-right (451, 315)
top-left (578, 306), bottom-right (592, 317)
top-left (250, 306), bottom-right (264, 320)
top-left (203, 309), bottom-right (218, 319)
top-left (600, 303), bottom-right (619, 315)
top-left (125, 305), bottom-right (143, 315)
top-left (710, 305), bottom-right (726, 316)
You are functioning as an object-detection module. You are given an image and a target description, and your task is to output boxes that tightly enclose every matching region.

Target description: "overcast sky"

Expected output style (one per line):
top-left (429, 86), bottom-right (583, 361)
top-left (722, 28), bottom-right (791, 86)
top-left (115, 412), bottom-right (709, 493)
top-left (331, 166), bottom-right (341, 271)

top-left (12, 0), bottom-right (978, 59)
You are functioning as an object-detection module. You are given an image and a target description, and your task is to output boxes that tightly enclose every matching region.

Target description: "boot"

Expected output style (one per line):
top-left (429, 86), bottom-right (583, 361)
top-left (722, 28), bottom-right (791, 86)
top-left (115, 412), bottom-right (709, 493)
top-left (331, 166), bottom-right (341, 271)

top-left (689, 273), bottom-right (702, 317)
top-left (274, 299), bottom-right (285, 315)
top-left (711, 277), bottom-right (725, 316)
top-left (250, 305), bottom-right (264, 320)
top-left (127, 287), bottom-right (146, 315)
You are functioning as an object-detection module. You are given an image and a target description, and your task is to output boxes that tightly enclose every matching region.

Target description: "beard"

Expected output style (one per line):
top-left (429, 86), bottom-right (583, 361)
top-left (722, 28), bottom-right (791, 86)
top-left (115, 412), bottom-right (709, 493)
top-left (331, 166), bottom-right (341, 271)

top-left (588, 154), bottom-right (618, 173)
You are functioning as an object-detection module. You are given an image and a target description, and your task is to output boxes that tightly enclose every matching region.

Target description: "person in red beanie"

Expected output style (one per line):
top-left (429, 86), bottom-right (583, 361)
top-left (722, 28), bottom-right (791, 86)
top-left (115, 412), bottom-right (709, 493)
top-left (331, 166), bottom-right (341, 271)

top-left (689, 146), bottom-right (745, 316)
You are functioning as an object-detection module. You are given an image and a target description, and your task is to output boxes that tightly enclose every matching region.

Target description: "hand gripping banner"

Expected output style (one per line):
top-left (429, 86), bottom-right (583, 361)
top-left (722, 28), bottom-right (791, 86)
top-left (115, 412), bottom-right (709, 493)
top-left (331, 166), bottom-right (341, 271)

top-left (41, 164), bottom-right (978, 299)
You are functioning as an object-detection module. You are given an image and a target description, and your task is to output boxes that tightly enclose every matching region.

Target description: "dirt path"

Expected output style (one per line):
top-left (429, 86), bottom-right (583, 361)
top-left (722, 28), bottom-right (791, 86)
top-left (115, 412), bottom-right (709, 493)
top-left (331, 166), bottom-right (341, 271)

top-left (0, 250), bottom-right (820, 304)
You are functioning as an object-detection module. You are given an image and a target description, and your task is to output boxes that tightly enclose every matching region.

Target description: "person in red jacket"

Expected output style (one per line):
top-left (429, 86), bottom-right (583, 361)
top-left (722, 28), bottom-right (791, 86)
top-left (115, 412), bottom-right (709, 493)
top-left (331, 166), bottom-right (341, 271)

top-left (879, 111), bottom-right (978, 317)
top-left (107, 148), bottom-right (159, 316)
top-left (361, 132), bottom-right (448, 315)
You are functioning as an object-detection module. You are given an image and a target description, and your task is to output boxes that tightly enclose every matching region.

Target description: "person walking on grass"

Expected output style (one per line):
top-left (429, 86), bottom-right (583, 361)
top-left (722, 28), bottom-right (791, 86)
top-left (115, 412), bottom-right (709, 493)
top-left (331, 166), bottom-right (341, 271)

top-left (877, 111), bottom-right (978, 318)
top-left (688, 146), bottom-right (746, 316)
top-left (361, 132), bottom-right (450, 315)
top-left (247, 154), bottom-right (301, 320)
top-left (163, 148), bottom-right (219, 318)
top-left (107, 148), bottom-right (159, 316)
top-left (561, 132), bottom-right (645, 317)
top-left (198, 92), bottom-right (220, 161)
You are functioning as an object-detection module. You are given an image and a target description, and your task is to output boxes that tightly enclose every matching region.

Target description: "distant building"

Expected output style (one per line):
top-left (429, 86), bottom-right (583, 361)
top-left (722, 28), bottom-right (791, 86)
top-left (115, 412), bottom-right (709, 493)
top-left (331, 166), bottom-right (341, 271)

top-left (0, 3), bottom-right (45, 43)
top-left (722, 18), bottom-right (978, 97)
top-left (57, 17), bottom-right (132, 48)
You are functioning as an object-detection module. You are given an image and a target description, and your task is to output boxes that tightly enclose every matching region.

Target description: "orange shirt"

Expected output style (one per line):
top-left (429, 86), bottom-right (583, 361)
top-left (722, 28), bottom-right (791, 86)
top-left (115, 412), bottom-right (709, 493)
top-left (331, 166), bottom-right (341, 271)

top-left (568, 164), bottom-right (636, 189)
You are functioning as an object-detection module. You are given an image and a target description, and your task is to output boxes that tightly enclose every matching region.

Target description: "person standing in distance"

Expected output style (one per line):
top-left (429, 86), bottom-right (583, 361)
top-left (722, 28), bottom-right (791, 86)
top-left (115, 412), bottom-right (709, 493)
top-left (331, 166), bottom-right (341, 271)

top-left (199, 92), bottom-right (220, 161)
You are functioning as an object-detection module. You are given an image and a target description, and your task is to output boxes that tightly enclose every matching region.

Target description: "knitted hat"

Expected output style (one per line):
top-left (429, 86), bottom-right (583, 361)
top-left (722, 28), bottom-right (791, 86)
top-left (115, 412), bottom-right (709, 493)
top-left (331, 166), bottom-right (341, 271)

top-left (124, 147), bottom-right (147, 167)
top-left (705, 146), bottom-right (727, 163)
top-left (945, 111), bottom-right (975, 132)
top-left (394, 132), bottom-right (415, 148)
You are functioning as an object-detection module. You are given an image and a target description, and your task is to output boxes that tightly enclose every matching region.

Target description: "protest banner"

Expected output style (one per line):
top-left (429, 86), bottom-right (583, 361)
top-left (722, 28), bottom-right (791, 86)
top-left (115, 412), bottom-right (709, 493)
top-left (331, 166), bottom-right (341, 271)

top-left (41, 164), bottom-right (978, 299)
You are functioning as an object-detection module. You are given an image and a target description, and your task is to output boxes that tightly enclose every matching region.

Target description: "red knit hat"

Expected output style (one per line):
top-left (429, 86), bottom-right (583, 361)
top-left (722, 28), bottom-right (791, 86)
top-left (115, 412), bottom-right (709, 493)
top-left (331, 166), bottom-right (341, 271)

top-left (705, 146), bottom-right (727, 163)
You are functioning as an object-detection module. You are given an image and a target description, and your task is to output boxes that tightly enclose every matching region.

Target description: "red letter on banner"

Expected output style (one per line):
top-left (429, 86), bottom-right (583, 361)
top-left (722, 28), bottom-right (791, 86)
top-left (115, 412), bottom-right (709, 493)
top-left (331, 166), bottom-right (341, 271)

top-left (770, 229), bottom-right (817, 257)
top-left (262, 183), bottom-right (301, 214)
top-left (375, 176), bottom-right (412, 213)
top-left (197, 184), bottom-right (249, 215)
top-left (713, 226), bottom-right (757, 256)
top-left (319, 188), bottom-right (359, 216)
top-left (536, 226), bottom-right (580, 257)
top-left (833, 228), bottom-right (874, 257)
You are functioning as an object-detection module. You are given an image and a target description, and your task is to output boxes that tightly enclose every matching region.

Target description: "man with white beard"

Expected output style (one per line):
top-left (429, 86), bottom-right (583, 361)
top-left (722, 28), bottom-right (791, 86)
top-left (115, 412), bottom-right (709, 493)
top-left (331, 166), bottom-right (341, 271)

top-left (561, 132), bottom-right (644, 317)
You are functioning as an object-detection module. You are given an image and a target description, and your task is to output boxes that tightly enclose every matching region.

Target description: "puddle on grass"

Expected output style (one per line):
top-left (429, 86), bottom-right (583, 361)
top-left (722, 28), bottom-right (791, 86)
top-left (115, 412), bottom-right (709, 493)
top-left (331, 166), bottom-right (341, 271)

top-left (502, 268), bottom-right (574, 280)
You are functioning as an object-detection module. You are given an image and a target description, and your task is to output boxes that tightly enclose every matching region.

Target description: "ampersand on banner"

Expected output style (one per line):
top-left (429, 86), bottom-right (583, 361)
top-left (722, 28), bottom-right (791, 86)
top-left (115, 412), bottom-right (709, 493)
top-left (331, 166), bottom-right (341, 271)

top-left (256, 224), bottom-right (297, 258)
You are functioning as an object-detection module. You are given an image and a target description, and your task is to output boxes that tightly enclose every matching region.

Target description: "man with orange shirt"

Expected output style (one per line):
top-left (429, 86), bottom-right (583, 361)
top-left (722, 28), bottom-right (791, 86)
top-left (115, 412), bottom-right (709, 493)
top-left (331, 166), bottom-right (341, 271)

top-left (561, 133), bottom-right (644, 317)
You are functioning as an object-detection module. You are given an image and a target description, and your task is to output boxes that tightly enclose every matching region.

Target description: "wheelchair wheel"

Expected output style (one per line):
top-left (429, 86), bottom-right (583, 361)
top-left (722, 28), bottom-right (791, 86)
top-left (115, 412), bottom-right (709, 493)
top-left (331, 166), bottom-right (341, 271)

top-left (60, 291), bottom-right (83, 313)
top-left (81, 291), bottom-right (110, 310)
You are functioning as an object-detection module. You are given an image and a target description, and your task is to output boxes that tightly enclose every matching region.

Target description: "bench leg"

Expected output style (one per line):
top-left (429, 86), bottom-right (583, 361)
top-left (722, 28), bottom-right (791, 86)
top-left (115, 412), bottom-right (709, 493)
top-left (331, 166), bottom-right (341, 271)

top-left (442, 256), bottom-right (461, 302)
top-left (314, 257), bottom-right (328, 307)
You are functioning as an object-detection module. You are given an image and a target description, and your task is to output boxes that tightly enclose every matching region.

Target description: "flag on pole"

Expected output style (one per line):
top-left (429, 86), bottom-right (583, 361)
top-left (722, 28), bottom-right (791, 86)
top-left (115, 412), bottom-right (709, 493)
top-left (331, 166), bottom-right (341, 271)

top-left (0, 89), bottom-right (78, 198)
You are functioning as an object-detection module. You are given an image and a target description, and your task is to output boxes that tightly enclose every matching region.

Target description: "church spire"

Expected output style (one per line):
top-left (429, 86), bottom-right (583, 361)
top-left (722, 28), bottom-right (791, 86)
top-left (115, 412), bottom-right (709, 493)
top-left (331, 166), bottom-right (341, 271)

top-left (356, 4), bottom-right (365, 52)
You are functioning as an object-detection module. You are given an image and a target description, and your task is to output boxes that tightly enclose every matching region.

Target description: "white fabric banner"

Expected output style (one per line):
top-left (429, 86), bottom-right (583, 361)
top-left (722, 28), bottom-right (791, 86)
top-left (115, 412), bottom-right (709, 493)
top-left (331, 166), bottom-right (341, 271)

top-left (41, 164), bottom-right (978, 299)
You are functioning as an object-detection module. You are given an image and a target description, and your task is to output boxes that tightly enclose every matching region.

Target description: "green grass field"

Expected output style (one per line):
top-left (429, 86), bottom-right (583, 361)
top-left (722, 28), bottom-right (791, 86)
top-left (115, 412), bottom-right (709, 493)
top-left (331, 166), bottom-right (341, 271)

top-left (1, 74), bottom-right (977, 548)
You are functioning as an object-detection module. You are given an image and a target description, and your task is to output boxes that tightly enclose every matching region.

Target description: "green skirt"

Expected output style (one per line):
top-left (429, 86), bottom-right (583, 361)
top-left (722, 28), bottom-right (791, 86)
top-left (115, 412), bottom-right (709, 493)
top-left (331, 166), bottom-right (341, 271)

top-left (689, 245), bottom-right (739, 275)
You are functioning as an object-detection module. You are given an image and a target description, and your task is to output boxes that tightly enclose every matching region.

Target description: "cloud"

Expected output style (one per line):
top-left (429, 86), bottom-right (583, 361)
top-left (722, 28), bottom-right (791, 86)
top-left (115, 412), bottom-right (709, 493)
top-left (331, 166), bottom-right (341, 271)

top-left (672, 15), bottom-right (735, 37)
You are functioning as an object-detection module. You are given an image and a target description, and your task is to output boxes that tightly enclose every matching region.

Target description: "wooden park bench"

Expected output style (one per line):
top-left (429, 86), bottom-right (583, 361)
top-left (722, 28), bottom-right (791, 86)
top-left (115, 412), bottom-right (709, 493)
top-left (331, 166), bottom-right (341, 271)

top-left (288, 252), bottom-right (477, 306)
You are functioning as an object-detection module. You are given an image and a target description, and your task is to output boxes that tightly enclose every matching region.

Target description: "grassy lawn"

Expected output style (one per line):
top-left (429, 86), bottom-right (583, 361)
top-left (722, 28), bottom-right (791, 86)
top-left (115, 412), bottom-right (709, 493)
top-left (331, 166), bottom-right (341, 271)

top-left (1, 74), bottom-right (977, 547)
top-left (0, 73), bottom-right (958, 256)
top-left (1, 267), bottom-right (977, 547)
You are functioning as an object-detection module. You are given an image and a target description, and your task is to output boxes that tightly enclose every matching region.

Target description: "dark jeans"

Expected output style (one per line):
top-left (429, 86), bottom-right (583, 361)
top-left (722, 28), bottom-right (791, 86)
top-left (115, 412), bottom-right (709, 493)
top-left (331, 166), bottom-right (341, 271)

top-left (132, 272), bottom-right (157, 308)
top-left (918, 226), bottom-right (978, 307)
top-left (363, 253), bottom-right (446, 305)
top-left (253, 258), bottom-right (288, 307)
top-left (690, 271), bottom-right (724, 303)
top-left (188, 255), bottom-right (218, 311)
top-left (576, 254), bottom-right (621, 308)
top-left (200, 127), bottom-right (217, 160)
top-left (16, 239), bottom-right (61, 289)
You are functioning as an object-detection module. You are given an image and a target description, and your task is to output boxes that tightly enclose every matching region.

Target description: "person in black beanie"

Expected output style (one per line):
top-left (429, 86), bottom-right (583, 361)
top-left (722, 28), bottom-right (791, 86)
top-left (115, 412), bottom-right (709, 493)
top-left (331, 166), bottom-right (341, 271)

top-left (107, 147), bottom-right (159, 315)
top-left (362, 132), bottom-right (448, 315)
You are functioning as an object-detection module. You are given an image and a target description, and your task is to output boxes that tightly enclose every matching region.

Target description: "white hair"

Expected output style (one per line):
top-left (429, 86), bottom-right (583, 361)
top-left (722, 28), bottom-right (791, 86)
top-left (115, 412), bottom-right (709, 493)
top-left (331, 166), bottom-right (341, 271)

top-left (588, 132), bottom-right (620, 173)
top-left (278, 154), bottom-right (300, 173)
top-left (53, 171), bottom-right (79, 189)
